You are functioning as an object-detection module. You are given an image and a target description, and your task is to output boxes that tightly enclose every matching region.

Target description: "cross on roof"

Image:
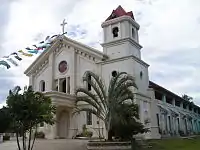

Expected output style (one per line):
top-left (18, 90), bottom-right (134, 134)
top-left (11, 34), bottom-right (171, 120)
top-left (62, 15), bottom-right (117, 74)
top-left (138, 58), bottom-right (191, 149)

top-left (60, 19), bottom-right (67, 34)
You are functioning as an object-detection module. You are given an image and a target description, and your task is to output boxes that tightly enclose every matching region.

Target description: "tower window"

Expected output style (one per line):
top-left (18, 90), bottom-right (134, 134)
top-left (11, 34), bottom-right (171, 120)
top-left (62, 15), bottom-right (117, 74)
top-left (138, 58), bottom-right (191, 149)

top-left (112, 27), bottom-right (119, 38)
top-left (112, 70), bottom-right (117, 77)
top-left (40, 80), bottom-right (45, 92)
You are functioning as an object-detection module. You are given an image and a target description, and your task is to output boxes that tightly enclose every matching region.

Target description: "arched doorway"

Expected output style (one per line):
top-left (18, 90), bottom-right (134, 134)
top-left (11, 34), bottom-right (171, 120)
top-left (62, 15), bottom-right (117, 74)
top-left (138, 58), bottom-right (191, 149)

top-left (57, 110), bottom-right (69, 138)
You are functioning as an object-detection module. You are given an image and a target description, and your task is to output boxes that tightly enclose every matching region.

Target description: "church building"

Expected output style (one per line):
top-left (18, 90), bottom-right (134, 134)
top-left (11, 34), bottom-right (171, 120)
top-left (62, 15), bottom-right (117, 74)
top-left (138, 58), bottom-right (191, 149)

top-left (24, 6), bottom-right (200, 139)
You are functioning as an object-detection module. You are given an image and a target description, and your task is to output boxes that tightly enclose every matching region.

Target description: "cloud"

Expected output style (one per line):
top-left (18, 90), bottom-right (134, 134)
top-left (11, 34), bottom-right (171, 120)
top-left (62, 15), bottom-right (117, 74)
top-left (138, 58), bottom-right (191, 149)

top-left (0, 0), bottom-right (18, 105)
top-left (0, 0), bottom-right (200, 108)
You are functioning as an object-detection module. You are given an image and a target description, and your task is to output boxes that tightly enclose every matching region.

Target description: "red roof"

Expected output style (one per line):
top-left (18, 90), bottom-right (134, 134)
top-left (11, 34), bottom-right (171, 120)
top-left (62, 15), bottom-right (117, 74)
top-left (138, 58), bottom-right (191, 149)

top-left (105, 5), bottom-right (134, 21)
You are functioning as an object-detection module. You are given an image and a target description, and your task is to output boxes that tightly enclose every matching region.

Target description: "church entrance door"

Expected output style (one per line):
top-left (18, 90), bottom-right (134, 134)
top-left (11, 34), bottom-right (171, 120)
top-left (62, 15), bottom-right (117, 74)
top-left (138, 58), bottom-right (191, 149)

top-left (58, 110), bottom-right (69, 138)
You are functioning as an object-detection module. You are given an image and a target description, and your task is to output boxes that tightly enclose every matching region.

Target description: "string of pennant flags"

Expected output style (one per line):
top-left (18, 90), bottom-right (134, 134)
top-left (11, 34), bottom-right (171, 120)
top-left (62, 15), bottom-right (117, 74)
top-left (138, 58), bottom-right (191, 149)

top-left (0, 19), bottom-right (68, 70)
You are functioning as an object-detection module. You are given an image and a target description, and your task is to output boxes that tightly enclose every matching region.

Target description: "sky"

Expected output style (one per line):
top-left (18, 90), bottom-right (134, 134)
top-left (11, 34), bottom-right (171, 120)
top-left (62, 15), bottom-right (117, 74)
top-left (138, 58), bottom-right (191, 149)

top-left (0, 0), bottom-right (200, 108)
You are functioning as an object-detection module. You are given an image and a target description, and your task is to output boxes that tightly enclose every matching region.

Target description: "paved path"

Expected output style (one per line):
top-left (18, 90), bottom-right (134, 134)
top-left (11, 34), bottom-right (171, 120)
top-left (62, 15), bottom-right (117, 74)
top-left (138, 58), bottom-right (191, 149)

top-left (0, 139), bottom-right (88, 150)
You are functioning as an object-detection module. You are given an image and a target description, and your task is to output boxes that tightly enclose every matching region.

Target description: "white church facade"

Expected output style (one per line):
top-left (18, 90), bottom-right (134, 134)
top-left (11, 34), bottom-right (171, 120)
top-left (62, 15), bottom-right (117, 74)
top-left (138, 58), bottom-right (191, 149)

top-left (24, 6), bottom-right (200, 139)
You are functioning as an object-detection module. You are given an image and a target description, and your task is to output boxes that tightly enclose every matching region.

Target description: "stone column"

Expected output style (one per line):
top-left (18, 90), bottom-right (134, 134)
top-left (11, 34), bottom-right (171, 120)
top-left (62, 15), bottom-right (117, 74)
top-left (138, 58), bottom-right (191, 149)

top-left (171, 116), bottom-right (174, 135)
top-left (191, 119), bottom-right (193, 134)
top-left (165, 114), bottom-right (168, 133)
top-left (176, 117), bottom-right (179, 134)
top-left (180, 102), bottom-right (183, 108)
top-left (162, 95), bottom-right (166, 103)
top-left (172, 98), bottom-right (176, 106)
top-left (185, 118), bottom-right (188, 134)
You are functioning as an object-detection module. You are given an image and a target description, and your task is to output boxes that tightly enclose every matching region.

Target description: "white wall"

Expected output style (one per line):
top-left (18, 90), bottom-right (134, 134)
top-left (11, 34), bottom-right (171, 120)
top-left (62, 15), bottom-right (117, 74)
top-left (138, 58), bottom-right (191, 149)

top-left (54, 47), bottom-right (73, 79)
top-left (34, 65), bottom-right (52, 92)
top-left (76, 55), bottom-right (99, 87)
top-left (101, 57), bottom-right (149, 94)
top-left (103, 42), bottom-right (141, 60)
top-left (130, 58), bottom-right (149, 94)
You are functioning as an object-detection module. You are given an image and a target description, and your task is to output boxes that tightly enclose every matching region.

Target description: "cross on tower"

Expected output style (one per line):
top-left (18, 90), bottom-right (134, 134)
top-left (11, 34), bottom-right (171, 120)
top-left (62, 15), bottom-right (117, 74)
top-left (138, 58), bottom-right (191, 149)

top-left (60, 19), bottom-right (67, 34)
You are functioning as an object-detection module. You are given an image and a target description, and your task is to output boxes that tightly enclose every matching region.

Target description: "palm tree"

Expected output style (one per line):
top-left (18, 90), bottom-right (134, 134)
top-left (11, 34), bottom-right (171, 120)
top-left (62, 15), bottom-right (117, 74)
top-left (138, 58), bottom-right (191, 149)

top-left (74, 71), bottom-right (139, 140)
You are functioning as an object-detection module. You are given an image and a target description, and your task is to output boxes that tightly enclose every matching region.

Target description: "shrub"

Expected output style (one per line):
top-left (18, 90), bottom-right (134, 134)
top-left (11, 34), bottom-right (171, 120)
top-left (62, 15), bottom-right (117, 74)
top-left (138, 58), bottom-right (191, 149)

top-left (35, 131), bottom-right (45, 139)
top-left (76, 124), bottom-right (93, 138)
top-left (112, 103), bottom-right (149, 141)
top-left (85, 131), bottom-right (93, 137)
top-left (178, 130), bottom-right (185, 136)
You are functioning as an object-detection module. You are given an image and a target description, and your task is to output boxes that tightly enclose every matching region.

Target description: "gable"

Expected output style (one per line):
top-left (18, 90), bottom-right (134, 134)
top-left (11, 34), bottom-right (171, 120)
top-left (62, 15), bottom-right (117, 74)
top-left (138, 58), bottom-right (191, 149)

top-left (24, 36), bottom-right (105, 76)
top-left (54, 45), bottom-right (73, 79)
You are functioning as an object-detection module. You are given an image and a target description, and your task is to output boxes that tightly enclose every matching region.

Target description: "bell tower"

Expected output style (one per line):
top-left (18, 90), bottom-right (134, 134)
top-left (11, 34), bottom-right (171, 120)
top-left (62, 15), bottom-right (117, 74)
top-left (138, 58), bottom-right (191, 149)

top-left (101, 5), bottom-right (142, 59)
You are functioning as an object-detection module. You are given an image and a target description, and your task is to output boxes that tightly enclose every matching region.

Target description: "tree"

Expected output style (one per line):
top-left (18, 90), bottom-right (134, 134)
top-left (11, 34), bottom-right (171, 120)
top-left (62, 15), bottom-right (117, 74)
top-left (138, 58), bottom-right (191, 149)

top-left (182, 94), bottom-right (193, 102)
top-left (112, 103), bottom-right (148, 140)
top-left (6, 86), bottom-right (56, 150)
top-left (74, 71), bottom-right (147, 141)
top-left (0, 107), bottom-right (12, 133)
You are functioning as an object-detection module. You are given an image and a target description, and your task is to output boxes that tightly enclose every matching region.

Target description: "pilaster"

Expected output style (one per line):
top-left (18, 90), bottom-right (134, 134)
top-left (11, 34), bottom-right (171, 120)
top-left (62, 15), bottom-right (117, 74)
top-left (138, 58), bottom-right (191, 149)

top-left (71, 48), bottom-right (77, 94)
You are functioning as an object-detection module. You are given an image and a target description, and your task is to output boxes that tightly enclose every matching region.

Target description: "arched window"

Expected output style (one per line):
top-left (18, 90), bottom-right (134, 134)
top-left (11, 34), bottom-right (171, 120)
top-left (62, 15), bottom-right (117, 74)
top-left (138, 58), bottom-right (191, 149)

top-left (40, 80), bottom-right (45, 92)
top-left (112, 27), bottom-right (119, 38)
top-left (86, 111), bottom-right (92, 125)
top-left (87, 75), bottom-right (92, 91)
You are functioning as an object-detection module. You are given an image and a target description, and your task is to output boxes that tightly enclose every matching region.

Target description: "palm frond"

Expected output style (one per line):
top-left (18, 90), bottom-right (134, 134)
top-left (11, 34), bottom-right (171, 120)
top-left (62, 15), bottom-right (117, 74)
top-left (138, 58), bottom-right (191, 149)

top-left (108, 72), bottom-right (127, 91)
top-left (76, 96), bottom-right (105, 118)
top-left (115, 88), bottom-right (134, 101)
top-left (76, 88), bottom-right (106, 115)
top-left (117, 93), bottom-right (134, 104)
top-left (83, 71), bottom-right (107, 102)
top-left (115, 75), bottom-right (138, 90)
top-left (108, 72), bottom-right (127, 99)
top-left (115, 82), bottom-right (137, 97)
top-left (82, 72), bottom-right (108, 113)
top-left (73, 107), bottom-right (105, 121)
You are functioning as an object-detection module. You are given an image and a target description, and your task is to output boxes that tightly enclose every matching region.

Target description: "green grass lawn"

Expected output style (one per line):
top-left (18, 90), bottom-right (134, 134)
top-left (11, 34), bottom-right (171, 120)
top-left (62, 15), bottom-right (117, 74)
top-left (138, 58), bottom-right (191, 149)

top-left (146, 136), bottom-right (200, 150)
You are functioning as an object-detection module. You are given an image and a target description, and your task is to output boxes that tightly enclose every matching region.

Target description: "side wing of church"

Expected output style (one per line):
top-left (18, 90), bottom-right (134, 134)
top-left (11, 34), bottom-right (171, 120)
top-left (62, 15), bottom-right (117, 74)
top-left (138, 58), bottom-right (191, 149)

top-left (24, 5), bottom-right (200, 139)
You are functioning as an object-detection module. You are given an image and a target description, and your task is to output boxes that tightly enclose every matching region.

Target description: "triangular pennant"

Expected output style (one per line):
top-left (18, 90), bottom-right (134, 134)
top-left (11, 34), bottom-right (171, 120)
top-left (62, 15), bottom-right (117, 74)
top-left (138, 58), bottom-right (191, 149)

top-left (18, 50), bottom-right (33, 57)
top-left (0, 60), bottom-right (11, 69)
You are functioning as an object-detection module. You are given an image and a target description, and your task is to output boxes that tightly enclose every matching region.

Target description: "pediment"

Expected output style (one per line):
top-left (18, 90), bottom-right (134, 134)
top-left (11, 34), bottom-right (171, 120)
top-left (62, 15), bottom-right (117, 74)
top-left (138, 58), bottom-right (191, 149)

top-left (24, 36), bottom-right (106, 76)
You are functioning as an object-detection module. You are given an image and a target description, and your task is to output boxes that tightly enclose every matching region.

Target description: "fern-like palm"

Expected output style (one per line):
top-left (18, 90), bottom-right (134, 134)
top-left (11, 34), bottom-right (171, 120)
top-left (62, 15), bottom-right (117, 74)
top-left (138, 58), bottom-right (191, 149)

top-left (74, 71), bottom-right (139, 140)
